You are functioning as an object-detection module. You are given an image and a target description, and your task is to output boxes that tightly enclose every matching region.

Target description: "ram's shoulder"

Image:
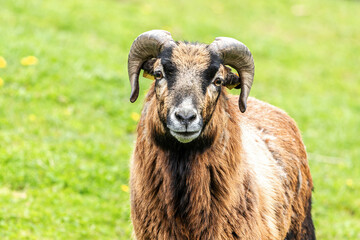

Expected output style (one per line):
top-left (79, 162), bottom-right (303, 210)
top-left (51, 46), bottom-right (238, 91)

top-left (229, 95), bottom-right (306, 158)
top-left (232, 96), bottom-right (300, 135)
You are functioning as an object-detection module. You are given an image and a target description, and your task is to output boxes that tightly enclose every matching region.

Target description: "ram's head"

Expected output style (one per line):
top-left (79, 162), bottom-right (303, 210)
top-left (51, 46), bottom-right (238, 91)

top-left (128, 30), bottom-right (254, 143)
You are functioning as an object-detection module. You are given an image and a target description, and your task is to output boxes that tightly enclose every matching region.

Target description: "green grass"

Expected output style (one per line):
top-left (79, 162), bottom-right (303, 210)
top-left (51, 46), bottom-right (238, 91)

top-left (0, 0), bottom-right (359, 239)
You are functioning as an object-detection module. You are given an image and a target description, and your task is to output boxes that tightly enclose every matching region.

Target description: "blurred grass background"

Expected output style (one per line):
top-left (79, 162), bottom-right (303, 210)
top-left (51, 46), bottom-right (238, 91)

top-left (0, 0), bottom-right (359, 239)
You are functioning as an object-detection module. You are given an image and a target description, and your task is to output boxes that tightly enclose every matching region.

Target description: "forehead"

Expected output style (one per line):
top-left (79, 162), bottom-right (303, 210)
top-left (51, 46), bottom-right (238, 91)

top-left (156, 42), bottom-right (222, 93)
top-left (157, 42), bottom-right (221, 78)
top-left (171, 42), bottom-right (211, 72)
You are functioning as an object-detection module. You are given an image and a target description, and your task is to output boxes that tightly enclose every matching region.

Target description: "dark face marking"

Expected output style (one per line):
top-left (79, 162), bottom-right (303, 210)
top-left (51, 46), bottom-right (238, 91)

top-left (202, 52), bottom-right (221, 94)
top-left (159, 47), bottom-right (177, 90)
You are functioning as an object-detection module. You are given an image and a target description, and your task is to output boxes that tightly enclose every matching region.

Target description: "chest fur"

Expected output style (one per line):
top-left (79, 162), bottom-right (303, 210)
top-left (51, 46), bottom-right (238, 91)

top-left (131, 141), bottom-right (267, 239)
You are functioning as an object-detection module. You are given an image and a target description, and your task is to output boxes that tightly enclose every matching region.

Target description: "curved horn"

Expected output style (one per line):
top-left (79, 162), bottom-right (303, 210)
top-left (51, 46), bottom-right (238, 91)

top-left (208, 37), bottom-right (254, 112)
top-left (128, 30), bottom-right (176, 102)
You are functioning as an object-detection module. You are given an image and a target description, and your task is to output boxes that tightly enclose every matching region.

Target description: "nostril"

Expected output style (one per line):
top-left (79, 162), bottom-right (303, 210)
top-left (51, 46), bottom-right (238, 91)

top-left (188, 114), bottom-right (196, 121)
top-left (175, 111), bottom-right (185, 121)
top-left (174, 109), bottom-right (197, 124)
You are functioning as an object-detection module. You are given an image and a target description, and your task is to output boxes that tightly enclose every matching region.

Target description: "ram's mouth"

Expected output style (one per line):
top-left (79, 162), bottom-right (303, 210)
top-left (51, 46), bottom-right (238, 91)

top-left (170, 130), bottom-right (201, 143)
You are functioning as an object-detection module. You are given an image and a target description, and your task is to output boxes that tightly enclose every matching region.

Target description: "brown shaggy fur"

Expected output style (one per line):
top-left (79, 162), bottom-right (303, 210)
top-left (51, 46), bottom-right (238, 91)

top-left (130, 86), bottom-right (314, 239)
top-left (129, 41), bottom-right (314, 240)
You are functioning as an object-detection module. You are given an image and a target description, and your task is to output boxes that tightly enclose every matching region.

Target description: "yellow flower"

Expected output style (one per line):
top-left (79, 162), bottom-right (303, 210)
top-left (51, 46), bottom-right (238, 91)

top-left (131, 112), bottom-right (140, 122)
top-left (346, 179), bottom-right (353, 187)
top-left (0, 56), bottom-right (7, 68)
top-left (21, 56), bottom-right (38, 66)
top-left (0, 77), bottom-right (4, 87)
top-left (121, 185), bottom-right (129, 193)
top-left (28, 114), bottom-right (37, 122)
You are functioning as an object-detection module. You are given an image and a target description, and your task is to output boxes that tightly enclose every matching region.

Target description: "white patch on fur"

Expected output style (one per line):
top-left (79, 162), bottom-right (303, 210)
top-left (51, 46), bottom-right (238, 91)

top-left (241, 124), bottom-right (285, 239)
top-left (263, 134), bottom-right (277, 141)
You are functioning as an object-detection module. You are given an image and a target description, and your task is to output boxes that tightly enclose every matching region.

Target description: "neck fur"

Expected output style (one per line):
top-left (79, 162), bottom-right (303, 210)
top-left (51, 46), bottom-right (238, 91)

top-left (133, 89), bottom-right (247, 239)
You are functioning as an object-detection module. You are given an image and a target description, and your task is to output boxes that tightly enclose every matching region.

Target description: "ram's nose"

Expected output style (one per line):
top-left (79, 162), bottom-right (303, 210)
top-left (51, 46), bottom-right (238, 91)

top-left (167, 98), bottom-right (203, 143)
top-left (174, 108), bottom-right (197, 127)
top-left (168, 105), bottom-right (202, 132)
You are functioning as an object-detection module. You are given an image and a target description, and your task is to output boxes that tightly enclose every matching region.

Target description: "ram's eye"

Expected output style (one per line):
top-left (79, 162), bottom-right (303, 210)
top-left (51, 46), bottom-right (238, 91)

top-left (213, 77), bottom-right (223, 87)
top-left (154, 71), bottom-right (163, 80)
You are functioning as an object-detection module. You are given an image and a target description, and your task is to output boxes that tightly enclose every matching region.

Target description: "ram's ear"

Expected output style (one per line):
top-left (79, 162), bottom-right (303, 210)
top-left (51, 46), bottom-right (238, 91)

top-left (141, 58), bottom-right (157, 80)
top-left (223, 66), bottom-right (241, 90)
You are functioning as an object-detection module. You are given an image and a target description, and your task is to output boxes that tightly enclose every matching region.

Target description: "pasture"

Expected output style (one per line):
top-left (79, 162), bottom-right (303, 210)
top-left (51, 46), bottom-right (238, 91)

top-left (0, 0), bottom-right (359, 239)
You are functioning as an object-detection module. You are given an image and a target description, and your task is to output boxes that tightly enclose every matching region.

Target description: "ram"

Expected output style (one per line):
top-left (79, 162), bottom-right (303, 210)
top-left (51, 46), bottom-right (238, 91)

top-left (127, 30), bottom-right (315, 240)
